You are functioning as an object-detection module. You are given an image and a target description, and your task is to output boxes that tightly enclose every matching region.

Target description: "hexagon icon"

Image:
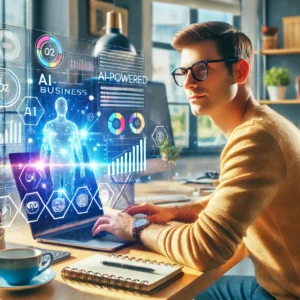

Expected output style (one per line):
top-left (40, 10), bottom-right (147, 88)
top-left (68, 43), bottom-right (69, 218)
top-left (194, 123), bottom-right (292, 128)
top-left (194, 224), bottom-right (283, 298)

top-left (19, 192), bottom-right (45, 223)
top-left (17, 96), bottom-right (44, 126)
top-left (0, 195), bottom-right (18, 228)
top-left (19, 165), bottom-right (42, 191)
top-left (71, 186), bottom-right (93, 214)
top-left (94, 183), bottom-right (114, 209)
top-left (45, 190), bottom-right (71, 220)
top-left (151, 125), bottom-right (168, 148)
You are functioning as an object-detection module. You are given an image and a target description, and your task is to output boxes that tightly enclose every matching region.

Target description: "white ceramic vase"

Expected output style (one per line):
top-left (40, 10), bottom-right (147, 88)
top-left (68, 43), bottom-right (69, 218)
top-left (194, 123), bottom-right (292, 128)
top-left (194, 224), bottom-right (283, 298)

top-left (267, 86), bottom-right (287, 101)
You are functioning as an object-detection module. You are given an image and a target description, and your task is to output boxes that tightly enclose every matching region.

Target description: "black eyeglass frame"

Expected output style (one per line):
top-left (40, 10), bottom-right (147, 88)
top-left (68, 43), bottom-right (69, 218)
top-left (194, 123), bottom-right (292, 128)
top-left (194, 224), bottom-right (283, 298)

top-left (171, 58), bottom-right (241, 87)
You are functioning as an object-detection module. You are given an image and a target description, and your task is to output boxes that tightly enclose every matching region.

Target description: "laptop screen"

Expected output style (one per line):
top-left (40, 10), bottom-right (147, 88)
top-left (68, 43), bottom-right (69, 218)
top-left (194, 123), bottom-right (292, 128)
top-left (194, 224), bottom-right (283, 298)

top-left (9, 147), bottom-right (103, 237)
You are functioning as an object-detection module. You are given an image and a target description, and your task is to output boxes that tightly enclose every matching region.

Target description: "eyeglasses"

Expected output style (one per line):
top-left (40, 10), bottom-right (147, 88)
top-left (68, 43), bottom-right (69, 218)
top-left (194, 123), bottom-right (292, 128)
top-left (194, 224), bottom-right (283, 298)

top-left (171, 58), bottom-right (240, 87)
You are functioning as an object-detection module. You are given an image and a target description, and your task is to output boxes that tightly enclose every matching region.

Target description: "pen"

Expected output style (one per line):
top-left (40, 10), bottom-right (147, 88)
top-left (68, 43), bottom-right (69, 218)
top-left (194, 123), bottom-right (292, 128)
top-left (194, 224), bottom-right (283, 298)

top-left (100, 260), bottom-right (155, 273)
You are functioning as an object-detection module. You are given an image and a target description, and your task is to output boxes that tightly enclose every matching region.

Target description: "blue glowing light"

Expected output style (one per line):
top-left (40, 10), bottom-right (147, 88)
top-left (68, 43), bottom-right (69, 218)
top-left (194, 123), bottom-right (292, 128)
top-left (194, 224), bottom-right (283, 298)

top-left (80, 130), bottom-right (88, 139)
top-left (60, 148), bottom-right (67, 155)
top-left (28, 138), bottom-right (33, 143)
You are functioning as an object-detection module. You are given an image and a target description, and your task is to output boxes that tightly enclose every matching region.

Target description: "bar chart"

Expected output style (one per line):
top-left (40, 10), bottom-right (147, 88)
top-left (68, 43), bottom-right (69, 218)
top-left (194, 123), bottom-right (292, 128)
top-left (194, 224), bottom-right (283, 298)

top-left (107, 137), bottom-right (147, 176)
top-left (0, 120), bottom-right (22, 145)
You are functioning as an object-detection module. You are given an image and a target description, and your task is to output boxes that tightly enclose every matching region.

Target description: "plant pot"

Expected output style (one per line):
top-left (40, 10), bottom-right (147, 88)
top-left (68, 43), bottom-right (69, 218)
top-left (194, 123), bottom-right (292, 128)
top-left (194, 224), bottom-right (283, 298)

top-left (267, 86), bottom-right (287, 101)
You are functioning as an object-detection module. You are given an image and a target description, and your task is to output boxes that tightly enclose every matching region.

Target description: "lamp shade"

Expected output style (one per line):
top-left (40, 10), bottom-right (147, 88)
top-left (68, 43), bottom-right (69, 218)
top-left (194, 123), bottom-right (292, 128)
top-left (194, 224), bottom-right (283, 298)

top-left (93, 11), bottom-right (136, 56)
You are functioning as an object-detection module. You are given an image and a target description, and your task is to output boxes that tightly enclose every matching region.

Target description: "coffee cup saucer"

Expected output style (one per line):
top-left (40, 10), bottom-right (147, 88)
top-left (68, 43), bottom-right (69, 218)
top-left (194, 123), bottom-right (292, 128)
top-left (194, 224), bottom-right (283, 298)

top-left (0, 269), bottom-right (56, 291)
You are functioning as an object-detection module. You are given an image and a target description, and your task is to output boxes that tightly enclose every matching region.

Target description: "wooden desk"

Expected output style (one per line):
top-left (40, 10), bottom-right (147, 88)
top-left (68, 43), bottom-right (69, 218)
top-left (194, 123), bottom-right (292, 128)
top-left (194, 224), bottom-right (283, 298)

top-left (0, 181), bottom-right (245, 300)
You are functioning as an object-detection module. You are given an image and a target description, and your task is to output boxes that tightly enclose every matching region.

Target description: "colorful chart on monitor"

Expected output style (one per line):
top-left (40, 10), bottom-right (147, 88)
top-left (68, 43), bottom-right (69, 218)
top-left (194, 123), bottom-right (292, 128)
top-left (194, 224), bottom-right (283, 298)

top-left (35, 35), bottom-right (63, 69)
top-left (0, 29), bottom-right (21, 62)
top-left (129, 112), bottom-right (145, 134)
top-left (108, 112), bottom-right (125, 135)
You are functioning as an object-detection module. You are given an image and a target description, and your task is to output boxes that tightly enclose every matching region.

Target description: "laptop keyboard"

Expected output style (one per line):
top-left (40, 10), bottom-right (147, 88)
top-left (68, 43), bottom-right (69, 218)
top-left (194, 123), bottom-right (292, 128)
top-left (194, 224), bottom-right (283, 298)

top-left (52, 224), bottom-right (97, 242)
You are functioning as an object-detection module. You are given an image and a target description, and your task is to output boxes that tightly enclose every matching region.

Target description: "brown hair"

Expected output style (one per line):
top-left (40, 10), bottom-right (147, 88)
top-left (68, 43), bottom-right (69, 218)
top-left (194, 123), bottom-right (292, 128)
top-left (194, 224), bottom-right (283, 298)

top-left (172, 22), bottom-right (254, 85)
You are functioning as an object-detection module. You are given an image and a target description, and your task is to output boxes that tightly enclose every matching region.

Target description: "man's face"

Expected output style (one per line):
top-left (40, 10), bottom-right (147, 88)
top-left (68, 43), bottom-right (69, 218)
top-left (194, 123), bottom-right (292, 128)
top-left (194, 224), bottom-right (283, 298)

top-left (181, 41), bottom-right (238, 116)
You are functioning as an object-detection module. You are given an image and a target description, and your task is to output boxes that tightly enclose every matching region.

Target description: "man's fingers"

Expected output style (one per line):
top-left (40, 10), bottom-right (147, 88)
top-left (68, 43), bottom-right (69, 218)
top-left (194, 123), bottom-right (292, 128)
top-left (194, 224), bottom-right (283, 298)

top-left (92, 224), bottom-right (111, 236)
top-left (147, 215), bottom-right (162, 224)
top-left (92, 217), bottom-right (110, 232)
top-left (126, 203), bottom-right (152, 216)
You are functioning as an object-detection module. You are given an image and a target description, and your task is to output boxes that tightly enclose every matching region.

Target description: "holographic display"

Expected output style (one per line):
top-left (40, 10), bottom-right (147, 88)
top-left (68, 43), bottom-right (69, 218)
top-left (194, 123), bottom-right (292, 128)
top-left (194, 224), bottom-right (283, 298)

top-left (35, 35), bottom-right (64, 69)
top-left (0, 29), bottom-right (22, 62)
top-left (40, 97), bottom-right (85, 197)
top-left (1, 23), bottom-right (173, 230)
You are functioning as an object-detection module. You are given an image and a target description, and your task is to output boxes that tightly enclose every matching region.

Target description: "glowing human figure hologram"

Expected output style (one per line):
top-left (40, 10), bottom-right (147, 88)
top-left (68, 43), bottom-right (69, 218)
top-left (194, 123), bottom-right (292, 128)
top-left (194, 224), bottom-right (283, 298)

top-left (40, 97), bottom-right (85, 196)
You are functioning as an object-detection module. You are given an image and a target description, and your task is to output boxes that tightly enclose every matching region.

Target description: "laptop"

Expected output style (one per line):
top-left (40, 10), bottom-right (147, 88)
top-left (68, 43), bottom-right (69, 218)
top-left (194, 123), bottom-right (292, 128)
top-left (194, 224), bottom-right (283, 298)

top-left (9, 147), bottom-right (132, 251)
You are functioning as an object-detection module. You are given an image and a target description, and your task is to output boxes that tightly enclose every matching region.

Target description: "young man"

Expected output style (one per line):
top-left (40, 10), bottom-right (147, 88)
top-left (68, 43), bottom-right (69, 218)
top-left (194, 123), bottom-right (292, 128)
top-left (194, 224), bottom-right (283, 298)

top-left (92, 22), bottom-right (300, 299)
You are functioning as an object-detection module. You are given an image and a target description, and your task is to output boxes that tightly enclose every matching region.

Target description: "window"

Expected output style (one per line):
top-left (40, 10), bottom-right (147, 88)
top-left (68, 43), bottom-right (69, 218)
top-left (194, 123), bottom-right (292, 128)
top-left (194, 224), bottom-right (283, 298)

top-left (152, 1), bottom-right (233, 152)
top-left (0, 0), bottom-right (26, 26)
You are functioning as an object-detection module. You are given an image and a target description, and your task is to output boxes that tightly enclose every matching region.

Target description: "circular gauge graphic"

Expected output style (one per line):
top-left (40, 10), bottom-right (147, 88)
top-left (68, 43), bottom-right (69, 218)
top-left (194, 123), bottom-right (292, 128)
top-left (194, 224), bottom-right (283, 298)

top-left (35, 35), bottom-right (63, 69)
top-left (108, 112), bottom-right (125, 135)
top-left (129, 112), bottom-right (145, 134)
top-left (0, 68), bottom-right (20, 108)
top-left (0, 29), bottom-right (21, 62)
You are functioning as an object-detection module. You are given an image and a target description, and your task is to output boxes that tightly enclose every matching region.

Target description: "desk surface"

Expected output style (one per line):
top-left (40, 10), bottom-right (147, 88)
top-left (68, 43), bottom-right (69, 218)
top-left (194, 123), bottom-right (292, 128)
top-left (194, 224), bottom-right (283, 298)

top-left (0, 181), bottom-right (244, 300)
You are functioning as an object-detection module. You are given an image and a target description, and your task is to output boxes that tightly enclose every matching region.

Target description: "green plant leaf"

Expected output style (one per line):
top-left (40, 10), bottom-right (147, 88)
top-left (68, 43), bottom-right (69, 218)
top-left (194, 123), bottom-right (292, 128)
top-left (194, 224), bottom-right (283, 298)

top-left (263, 67), bottom-right (291, 86)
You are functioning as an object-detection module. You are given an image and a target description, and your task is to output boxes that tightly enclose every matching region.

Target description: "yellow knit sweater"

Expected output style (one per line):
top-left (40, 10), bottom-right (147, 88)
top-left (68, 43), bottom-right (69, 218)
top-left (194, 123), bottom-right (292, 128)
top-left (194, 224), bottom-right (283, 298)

top-left (153, 105), bottom-right (300, 300)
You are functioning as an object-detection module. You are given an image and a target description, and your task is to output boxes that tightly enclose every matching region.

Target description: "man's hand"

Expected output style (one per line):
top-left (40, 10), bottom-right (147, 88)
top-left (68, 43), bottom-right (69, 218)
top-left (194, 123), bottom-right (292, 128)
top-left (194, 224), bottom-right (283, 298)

top-left (123, 203), bottom-right (178, 224)
top-left (91, 210), bottom-right (135, 241)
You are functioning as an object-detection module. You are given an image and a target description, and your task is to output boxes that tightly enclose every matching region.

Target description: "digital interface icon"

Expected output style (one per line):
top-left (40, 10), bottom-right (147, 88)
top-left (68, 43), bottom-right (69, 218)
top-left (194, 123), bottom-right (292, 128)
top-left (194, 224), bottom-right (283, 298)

top-left (46, 190), bottom-right (71, 220)
top-left (26, 201), bottom-right (39, 214)
top-left (76, 194), bottom-right (88, 207)
top-left (0, 68), bottom-right (20, 108)
top-left (71, 186), bottom-right (93, 214)
top-left (0, 196), bottom-right (18, 228)
top-left (108, 112), bottom-right (125, 135)
top-left (129, 112), bottom-right (145, 134)
top-left (19, 165), bottom-right (42, 190)
top-left (94, 183), bottom-right (114, 209)
top-left (19, 192), bottom-right (45, 223)
top-left (87, 113), bottom-right (94, 122)
top-left (17, 96), bottom-right (45, 126)
top-left (1, 203), bottom-right (11, 219)
top-left (52, 197), bottom-right (66, 213)
top-left (152, 125), bottom-right (168, 147)
top-left (0, 119), bottom-right (22, 146)
top-left (0, 29), bottom-right (21, 62)
top-left (35, 35), bottom-right (63, 69)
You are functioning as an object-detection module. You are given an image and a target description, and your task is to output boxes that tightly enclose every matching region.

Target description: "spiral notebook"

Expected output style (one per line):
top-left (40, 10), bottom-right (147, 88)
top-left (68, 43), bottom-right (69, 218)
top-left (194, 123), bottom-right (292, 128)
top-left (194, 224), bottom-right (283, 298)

top-left (61, 254), bottom-right (183, 294)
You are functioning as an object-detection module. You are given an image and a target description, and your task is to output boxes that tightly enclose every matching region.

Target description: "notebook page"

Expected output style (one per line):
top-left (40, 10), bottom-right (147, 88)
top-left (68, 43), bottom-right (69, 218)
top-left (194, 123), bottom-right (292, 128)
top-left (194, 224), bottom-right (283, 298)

top-left (66, 254), bottom-right (182, 289)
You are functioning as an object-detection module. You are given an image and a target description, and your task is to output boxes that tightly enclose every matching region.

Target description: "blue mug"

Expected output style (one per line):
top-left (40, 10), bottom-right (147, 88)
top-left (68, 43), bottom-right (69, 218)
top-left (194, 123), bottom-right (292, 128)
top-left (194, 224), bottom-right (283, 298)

top-left (0, 248), bottom-right (53, 285)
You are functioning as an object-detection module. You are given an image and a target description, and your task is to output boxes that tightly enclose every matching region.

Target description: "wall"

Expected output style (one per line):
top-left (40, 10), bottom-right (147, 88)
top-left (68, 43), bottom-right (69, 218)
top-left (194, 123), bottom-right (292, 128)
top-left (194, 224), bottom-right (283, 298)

top-left (264, 0), bottom-right (300, 127)
top-left (77, 0), bottom-right (143, 51)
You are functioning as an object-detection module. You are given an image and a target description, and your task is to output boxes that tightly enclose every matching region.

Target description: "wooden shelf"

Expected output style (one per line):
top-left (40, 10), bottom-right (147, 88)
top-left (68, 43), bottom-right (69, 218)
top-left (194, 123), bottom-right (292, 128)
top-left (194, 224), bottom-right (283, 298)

top-left (260, 100), bottom-right (300, 104)
top-left (260, 48), bottom-right (300, 55)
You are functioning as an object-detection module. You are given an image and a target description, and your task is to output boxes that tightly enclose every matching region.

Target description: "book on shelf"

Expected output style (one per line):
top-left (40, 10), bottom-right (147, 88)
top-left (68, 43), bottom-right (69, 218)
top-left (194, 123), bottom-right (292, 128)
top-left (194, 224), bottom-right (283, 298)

top-left (61, 254), bottom-right (183, 294)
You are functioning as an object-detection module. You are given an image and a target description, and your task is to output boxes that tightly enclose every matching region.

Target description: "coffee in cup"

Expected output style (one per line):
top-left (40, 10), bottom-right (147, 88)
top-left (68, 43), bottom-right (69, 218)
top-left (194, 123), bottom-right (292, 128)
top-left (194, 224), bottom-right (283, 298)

top-left (0, 248), bottom-right (53, 285)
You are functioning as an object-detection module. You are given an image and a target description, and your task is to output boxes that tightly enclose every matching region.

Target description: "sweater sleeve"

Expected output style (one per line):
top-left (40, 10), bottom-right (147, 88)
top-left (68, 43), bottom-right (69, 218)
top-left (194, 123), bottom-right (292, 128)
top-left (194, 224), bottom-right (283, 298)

top-left (154, 125), bottom-right (287, 271)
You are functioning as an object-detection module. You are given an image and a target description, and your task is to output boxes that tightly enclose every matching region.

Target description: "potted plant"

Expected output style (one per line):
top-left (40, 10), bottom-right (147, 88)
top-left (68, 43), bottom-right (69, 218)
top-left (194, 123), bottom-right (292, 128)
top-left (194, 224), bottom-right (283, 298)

top-left (264, 67), bottom-right (291, 101)
top-left (159, 140), bottom-right (181, 165)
